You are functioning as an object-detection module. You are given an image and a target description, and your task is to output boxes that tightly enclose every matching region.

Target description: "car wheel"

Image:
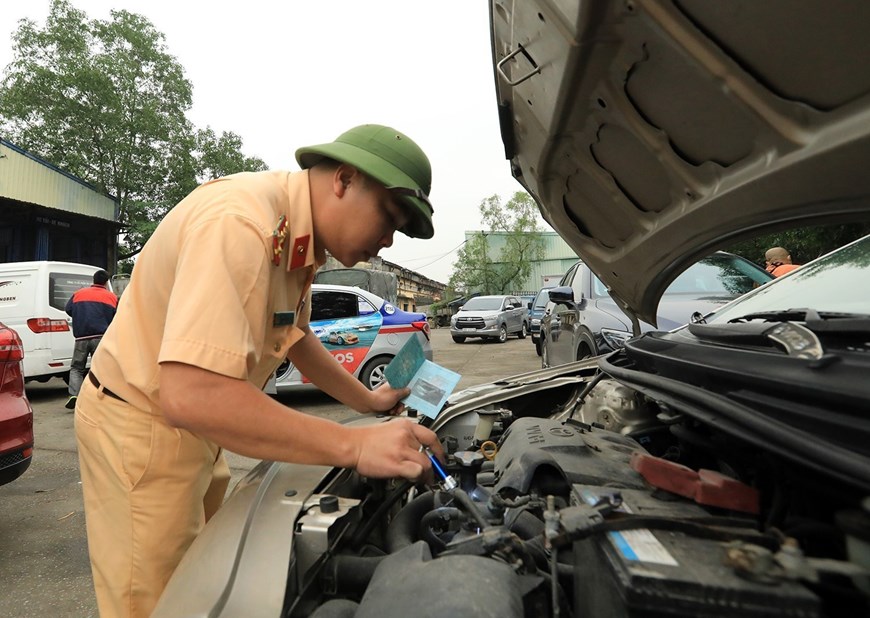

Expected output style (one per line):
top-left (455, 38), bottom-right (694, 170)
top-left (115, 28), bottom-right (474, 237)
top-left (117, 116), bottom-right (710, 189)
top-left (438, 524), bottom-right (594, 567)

top-left (452, 335), bottom-right (466, 343)
top-left (576, 332), bottom-right (597, 360)
top-left (517, 322), bottom-right (527, 339)
top-left (535, 338), bottom-right (542, 356)
top-left (337, 336), bottom-right (345, 345)
top-left (275, 359), bottom-right (292, 379)
top-left (497, 324), bottom-right (507, 343)
top-left (359, 355), bottom-right (392, 390)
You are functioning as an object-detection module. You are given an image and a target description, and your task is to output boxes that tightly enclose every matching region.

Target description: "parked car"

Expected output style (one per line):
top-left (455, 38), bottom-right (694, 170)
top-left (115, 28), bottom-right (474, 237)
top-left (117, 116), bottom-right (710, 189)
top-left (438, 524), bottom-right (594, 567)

top-left (0, 261), bottom-right (111, 382)
top-left (274, 284), bottom-right (431, 392)
top-left (540, 252), bottom-right (772, 367)
top-left (0, 322), bottom-right (33, 487)
top-left (528, 285), bottom-right (554, 355)
top-left (327, 332), bottom-right (359, 346)
top-left (449, 294), bottom-right (529, 343)
top-left (154, 3), bottom-right (870, 617)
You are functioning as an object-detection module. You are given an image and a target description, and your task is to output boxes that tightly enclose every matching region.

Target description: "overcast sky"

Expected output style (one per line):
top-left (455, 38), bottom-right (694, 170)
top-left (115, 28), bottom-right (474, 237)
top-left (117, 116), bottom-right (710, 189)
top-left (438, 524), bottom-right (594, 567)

top-left (0, 1), bottom-right (554, 283)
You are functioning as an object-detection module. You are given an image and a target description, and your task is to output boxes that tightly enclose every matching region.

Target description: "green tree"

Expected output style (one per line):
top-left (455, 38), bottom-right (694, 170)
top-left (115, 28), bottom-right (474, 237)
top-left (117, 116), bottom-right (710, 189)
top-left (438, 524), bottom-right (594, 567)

top-left (195, 127), bottom-right (268, 181)
top-left (0, 0), bottom-right (266, 260)
top-left (449, 192), bottom-right (545, 294)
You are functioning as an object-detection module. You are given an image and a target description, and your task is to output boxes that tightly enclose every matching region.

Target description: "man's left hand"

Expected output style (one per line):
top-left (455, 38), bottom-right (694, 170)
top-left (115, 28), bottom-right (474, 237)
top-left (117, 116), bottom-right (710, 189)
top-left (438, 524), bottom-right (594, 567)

top-left (366, 383), bottom-right (411, 415)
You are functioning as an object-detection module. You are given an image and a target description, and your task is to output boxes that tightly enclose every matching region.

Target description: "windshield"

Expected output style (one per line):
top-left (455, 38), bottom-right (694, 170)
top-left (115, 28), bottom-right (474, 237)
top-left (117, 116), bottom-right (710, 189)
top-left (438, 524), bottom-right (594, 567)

top-left (461, 297), bottom-right (504, 311)
top-left (593, 253), bottom-right (770, 297)
top-left (709, 235), bottom-right (870, 323)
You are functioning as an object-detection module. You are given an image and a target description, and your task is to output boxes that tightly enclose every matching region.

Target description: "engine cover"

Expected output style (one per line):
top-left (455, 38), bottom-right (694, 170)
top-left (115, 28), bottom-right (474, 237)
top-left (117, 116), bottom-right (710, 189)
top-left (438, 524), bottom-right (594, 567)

top-left (493, 417), bottom-right (648, 495)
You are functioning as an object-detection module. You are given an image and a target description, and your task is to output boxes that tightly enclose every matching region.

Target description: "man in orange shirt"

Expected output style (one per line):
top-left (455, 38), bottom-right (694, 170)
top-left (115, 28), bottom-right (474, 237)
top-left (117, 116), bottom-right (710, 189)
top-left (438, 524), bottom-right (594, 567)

top-left (74, 125), bottom-right (443, 618)
top-left (764, 246), bottom-right (801, 277)
top-left (64, 269), bottom-right (118, 409)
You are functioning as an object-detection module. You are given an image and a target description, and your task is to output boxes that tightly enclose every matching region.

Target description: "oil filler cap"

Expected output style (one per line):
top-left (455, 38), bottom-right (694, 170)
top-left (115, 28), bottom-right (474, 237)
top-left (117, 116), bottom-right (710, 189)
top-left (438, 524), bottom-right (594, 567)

top-left (320, 495), bottom-right (339, 513)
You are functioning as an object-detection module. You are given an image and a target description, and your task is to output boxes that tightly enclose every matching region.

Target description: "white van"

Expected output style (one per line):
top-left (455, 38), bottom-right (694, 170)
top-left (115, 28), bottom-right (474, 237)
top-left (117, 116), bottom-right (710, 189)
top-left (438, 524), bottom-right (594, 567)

top-left (0, 261), bottom-right (110, 382)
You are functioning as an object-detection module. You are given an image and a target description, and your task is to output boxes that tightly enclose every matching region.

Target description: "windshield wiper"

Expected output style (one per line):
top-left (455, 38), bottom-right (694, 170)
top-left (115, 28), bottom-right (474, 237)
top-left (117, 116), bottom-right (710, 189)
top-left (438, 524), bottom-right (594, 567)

top-left (689, 321), bottom-right (825, 360)
top-left (726, 309), bottom-right (870, 336)
top-left (727, 308), bottom-right (822, 323)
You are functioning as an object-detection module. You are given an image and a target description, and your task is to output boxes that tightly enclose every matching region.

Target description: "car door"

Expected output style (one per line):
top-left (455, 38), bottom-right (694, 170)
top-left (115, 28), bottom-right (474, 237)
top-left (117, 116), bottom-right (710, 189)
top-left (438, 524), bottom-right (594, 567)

top-left (553, 265), bottom-right (584, 365)
top-left (565, 264), bottom-right (599, 360)
top-left (309, 290), bottom-right (379, 377)
top-left (500, 297), bottom-right (513, 332)
top-left (545, 263), bottom-right (578, 366)
top-left (507, 296), bottom-right (521, 332)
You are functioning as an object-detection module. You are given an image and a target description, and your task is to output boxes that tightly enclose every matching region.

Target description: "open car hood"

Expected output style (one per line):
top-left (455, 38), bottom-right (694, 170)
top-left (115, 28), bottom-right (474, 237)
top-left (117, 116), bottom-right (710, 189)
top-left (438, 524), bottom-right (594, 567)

top-left (490, 0), bottom-right (870, 324)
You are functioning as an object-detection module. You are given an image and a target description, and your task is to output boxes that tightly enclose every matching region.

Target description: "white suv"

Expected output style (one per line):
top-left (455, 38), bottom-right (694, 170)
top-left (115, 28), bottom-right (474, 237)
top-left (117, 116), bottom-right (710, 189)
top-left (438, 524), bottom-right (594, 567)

top-left (450, 294), bottom-right (529, 343)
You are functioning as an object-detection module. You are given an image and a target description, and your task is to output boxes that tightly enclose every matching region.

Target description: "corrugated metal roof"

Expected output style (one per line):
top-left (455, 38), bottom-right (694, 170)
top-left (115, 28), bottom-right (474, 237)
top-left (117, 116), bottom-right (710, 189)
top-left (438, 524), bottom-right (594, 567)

top-left (0, 139), bottom-right (118, 222)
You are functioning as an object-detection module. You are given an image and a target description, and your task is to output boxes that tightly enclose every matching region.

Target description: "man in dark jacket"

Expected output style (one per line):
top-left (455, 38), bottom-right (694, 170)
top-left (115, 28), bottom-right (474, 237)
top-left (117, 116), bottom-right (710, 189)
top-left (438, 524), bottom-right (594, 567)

top-left (65, 269), bottom-right (118, 409)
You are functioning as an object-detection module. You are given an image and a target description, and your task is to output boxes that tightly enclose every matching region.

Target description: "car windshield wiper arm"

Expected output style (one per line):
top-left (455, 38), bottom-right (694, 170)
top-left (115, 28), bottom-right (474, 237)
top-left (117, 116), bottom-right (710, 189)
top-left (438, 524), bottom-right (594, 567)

top-left (726, 308), bottom-right (822, 323)
top-left (726, 309), bottom-right (870, 335)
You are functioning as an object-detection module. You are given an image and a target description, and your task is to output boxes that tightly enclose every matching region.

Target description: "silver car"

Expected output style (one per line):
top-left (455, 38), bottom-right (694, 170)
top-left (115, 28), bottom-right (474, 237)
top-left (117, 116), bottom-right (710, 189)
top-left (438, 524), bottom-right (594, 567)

top-left (449, 294), bottom-right (529, 343)
top-left (274, 284), bottom-right (432, 391)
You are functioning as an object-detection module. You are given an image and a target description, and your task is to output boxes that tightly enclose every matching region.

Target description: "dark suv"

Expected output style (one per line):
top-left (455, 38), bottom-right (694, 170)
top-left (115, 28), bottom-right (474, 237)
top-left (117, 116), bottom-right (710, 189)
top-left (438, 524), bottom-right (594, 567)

top-left (540, 252), bottom-right (772, 367)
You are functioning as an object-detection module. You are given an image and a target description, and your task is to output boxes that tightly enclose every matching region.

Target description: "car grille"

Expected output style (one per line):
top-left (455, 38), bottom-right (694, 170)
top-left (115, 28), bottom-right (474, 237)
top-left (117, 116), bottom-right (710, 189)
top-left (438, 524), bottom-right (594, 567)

top-left (0, 450), bottom-right (27, 470)
top-left (455, 317), bottom-right (486, 329)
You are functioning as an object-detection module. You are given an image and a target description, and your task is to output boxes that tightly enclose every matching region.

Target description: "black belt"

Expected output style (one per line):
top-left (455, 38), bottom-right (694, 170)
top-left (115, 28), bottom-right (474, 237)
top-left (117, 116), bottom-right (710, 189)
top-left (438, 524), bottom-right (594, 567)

top-left (88, 372), bottom-right (127, 403)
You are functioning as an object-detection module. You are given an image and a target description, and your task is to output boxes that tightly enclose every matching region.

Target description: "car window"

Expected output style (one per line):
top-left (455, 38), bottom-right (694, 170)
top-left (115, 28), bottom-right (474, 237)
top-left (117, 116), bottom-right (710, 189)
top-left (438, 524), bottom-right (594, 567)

top-left (710, 235), bottom-right (870, 322)
top-left (592, 254), bottom-right (769, 298)
top-left (49, 272), bottom-right (94, 311)
top-left (533, 289), bottom-right (551, 309)
top-left (358, 297), bottom-right (377, 315)
top-left (667, 255), bottom-right (769, 295)
top-left (559, 263), bottom-right (578, 286)
top-left (311, 291), bottom-right (359, 321)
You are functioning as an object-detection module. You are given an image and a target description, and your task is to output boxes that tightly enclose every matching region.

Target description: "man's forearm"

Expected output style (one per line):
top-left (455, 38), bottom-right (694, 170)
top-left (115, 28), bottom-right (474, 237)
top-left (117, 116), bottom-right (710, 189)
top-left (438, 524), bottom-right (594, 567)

top-left (160, 362), bottom-right (358, 466)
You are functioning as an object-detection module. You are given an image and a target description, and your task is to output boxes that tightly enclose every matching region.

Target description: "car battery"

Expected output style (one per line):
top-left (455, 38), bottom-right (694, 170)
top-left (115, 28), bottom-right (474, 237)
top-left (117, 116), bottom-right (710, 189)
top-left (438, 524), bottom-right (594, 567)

top-left (571, 485), bottom-right (821, 617)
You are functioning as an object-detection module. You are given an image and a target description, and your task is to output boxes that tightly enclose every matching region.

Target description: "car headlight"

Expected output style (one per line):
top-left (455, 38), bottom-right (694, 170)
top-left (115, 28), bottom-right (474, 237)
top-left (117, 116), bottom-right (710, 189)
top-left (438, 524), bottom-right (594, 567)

top-left (531, 318), bottom-right (541, 325)
top-left (600, 327), bottom-right (633, 350)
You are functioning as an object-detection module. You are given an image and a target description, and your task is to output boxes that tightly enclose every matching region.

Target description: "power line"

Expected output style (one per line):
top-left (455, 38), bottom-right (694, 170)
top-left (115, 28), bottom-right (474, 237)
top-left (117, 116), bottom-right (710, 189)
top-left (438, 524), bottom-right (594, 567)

top-left (413, 239), bottom-right (469, 270)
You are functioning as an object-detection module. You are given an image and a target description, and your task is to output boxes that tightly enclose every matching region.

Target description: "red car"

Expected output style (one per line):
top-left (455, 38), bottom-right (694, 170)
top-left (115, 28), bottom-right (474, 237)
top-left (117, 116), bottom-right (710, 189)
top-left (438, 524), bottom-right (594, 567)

top-left (0, 322), bottom-right (33, 486)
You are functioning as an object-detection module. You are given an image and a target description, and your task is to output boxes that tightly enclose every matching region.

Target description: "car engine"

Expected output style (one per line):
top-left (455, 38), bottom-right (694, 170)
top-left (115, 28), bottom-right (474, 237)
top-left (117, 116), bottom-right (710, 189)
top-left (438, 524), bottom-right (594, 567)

top-left (284, 371), bottom-right (869, 618)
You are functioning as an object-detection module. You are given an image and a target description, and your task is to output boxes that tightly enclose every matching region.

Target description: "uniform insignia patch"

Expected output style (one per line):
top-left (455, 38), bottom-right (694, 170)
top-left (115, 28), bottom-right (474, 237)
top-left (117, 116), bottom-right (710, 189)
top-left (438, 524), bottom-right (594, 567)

top-left (272, 215), bottom-right (288, 266)
top-left (273, 311), bottom-right (296, 327)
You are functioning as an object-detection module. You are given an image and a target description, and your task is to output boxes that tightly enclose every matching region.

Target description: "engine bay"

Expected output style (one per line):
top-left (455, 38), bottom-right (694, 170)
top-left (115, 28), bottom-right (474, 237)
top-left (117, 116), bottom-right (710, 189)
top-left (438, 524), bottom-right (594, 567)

top-left (285, 372), bottom-right (870, 617)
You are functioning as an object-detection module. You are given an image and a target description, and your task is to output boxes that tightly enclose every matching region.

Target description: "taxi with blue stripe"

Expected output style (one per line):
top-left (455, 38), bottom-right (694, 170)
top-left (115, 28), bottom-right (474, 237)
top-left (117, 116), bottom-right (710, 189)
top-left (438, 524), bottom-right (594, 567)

top-left (274, 284), bottom-right (432, 392)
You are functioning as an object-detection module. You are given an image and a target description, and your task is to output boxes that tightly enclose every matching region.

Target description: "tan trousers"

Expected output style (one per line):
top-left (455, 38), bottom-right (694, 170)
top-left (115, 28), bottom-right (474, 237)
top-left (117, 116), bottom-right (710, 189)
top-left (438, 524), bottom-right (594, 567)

top-left (75, 378), bottom-right (230, 618)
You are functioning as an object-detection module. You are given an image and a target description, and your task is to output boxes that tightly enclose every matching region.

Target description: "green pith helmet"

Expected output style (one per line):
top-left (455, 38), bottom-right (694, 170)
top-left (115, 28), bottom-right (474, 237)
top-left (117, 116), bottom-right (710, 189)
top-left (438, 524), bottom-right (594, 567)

top-left (295, 124), bottom-right (434, 239)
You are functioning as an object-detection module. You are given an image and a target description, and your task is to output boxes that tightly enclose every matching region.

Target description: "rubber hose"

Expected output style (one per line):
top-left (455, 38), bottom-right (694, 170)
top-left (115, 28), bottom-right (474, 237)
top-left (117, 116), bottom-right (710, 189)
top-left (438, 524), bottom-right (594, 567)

top-left (385, 491), bottom-right (436, 553)
top-left (321, 554), bottom-right (385, 596)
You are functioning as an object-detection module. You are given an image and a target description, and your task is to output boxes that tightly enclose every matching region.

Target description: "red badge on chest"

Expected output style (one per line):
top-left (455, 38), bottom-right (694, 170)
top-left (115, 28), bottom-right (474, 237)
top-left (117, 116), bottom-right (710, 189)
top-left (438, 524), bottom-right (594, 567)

top-left (289, 235), bottom-right (310, 270)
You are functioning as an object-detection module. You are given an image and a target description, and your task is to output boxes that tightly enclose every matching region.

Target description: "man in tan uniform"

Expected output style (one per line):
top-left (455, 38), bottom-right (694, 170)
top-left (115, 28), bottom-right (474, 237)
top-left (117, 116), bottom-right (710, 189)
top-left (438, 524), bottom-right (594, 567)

top-left (75, 124), bottom-right (443, 617)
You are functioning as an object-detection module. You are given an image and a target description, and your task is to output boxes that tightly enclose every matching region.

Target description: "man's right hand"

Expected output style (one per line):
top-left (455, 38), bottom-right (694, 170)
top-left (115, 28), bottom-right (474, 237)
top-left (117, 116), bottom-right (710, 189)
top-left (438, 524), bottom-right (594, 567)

top-left (351, 419), bottom-right (443, 481)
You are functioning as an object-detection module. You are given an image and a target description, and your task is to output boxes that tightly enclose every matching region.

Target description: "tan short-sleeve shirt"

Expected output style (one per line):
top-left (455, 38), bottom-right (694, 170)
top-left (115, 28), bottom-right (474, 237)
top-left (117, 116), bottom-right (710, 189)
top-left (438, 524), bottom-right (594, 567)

top-left (91, 170), bottom-right (325, 414)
